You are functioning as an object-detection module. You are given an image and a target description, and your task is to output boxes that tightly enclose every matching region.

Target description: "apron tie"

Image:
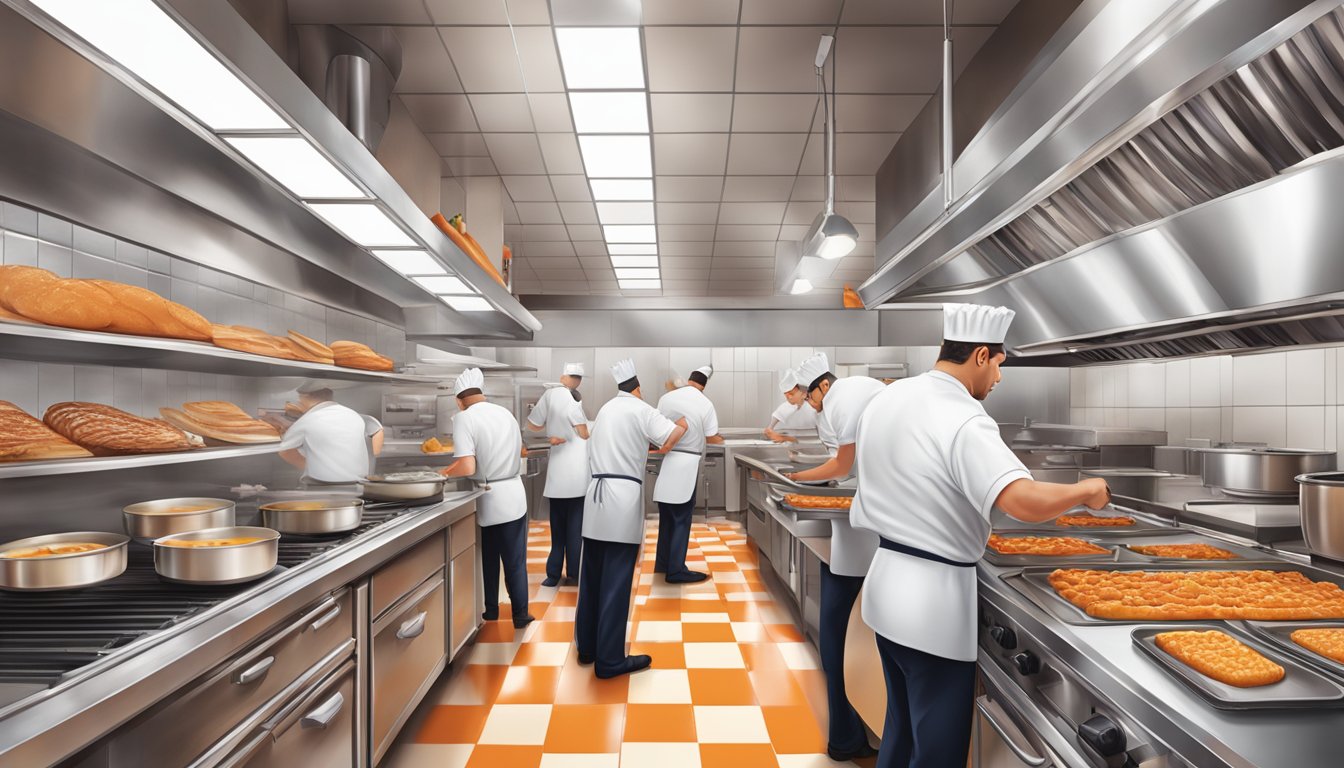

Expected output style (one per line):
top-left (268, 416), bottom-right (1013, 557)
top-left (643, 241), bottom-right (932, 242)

top-left (879, 537), bottom-right (977, 568)
top-left (668, 448), bottom-right (702, 457)
top-left (592, 473), bottom-right (641, 504)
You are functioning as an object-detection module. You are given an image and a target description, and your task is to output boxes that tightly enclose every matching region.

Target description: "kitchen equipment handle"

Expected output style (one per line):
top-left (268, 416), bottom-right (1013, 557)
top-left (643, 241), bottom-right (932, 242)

top-left (215, 731), bottom-right (269, 768)
top-left (299, 594), bottom-right (342, 633)
top-left (976, 695), bottom-right (1046, 766)
top-left (397, 611), bottom-right (428, 640)
top-left (308, 604), bottom-right (342, 632)
top-left (736, 456), bottom-right (803, 487)
top-left (234, 655), bottom-right (275, 686)
top-left (300, 691), bottom-right (345, 730)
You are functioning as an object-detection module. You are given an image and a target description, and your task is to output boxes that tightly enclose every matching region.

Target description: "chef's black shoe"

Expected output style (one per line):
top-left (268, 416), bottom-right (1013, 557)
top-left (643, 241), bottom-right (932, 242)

top-left (481, 609), bottom-right (499, 621)
top-left (513, 613), bottom-right (536, 629)
top-left (595, 654), bottom-right (652, 679)
top-left (541, 577), bottom-right (560, 587)
top-left (561, 576), bottom-right (579, 587)
top-left (578, 653), bottom-right (595, 665)
top-left (827, 742), bottom-right (878, 761)
top-left (665, 571), bottom-right (709, 584)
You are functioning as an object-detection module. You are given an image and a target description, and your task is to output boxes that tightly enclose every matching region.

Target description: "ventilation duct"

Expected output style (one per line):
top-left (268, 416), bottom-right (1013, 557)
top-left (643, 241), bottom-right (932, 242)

top-left (293, 25), bottom-right (401, 152)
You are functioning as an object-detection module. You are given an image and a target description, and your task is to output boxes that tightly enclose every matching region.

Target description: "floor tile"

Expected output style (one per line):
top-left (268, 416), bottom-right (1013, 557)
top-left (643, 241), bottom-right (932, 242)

top-left (554, 664), bottom-right (631, 704)
top-left (528, 621), bottom-right (577, 642)
top-left (763, 705), bottom-right (828, 754)
top-left (740, 643), bottom-right (788, 671)
top-left (765, 624), bottom-right (805, 643)
top-left (634, 620), bottom-right (684, 642)
top-left (699, 743), bottom-right (780, 768)
top-left (704, 555), bottom-right (736, 563)
top-left (683, 623), bottom-right (738, 643)
top-left (619, 742), bottom-right (703, 768)
top-left (514, 642), bottom-right (572, 667)
top-left (748, 670), bottom-right (810, 708)
top-left (539, 753), bottom-right (620, 768)
top-left (627, 668), bottom-right (693, 704)
top-left (778, 643), bottom-right (821, 670)
top-left (775, 755), bottom-right (860, 768)
top-left (687, 668), bottom-right (757, 705)
top-left (497, 666), bottom-right (564, 704)
top-left (692, 705), bottom-right (771, 743)
top-left (681, 612), bottom-right (731, 623)
top-left (544, 704), bottom-right (625, 753)
top-left (465, 745), bottom-right (543, 768)
top-left (544, 605), bottom-right (578, 621)
top-left (711, 571), bottom-right (747, 583)
top-left (629, 642), bottom-right (686, 669)
top-left (435, 664), bottom-right (509, 705)
top-left (623, 704), bottom-right (698, 742)
top-left (381, 743), bottom-right (474, 768)
top-left (731, 622), bottom-right (768, 642)
top-left (478, 704), bottom-right (554, 745)
top-left (468, 642), bottom-right (521, 666)
top-left (684, 642), bottom-right (747, 669)
top-left (416, 705), bottom-right (492, 744)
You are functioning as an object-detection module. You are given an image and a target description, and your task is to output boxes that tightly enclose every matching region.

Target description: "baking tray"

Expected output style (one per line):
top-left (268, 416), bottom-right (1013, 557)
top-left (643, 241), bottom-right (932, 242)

top-left (1132, 624), bottom-right (1344, 709)
top-left (981, 532), bottom-right (1119, 567)
top-left (1112, 533), bottom-right (1277, 564)
top-left (1243, 621), bottom-right (1344, 680)
top-left (991, 506), bottom-right (1175, 536)
top-left (1002, 561), bottom-right (1344, 625)
top-left (1179, 501), bottom-right (1303, 544)
top-left (777, 499), bottom-right (852, 520)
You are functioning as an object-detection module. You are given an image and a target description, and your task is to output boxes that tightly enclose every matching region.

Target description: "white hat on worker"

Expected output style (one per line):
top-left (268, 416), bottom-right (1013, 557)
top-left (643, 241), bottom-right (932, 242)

top-left (778, 369), bottom-right (801, 393)
top-left (563, 362), bottom-right (585, 377)
top-left (610, 358), bottom-right (637, 384)
top-left (796, 352), bottom-right (830, 389)
top-left (453, 367), bottom-right (484, 395)
top-left (694, 365), bottom-right (714, 379)
top-left (942, 303), bottom-right (1016, 344)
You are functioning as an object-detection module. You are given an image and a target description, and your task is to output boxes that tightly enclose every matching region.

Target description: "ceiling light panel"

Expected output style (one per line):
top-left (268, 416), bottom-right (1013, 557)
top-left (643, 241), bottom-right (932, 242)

top-left (31, 0), bottom-right (287, 131)
top-left (414, 275), bottom-right (473, 294)
top-left (443, 296), bottom-right (494, 312)
top-left (614, 268), bottom-right (660, 280)
top-left (603, 224), bottom-right (657, 243)
top-left (555, 28), bottom-right (646, 89)
top-left (578, 135), bottom-right (652, 178)
top-left (372, 250), bottom-right (446, 275)
top-left (596, 201), bottom-right (656, 225)
top-left (224, 136), bottom-right (364, 199)
top-left (306, 203), bottom-right (416, 247)
top-left (569, 92), bottom-right (650, 133)
top-left (610, 255), bottom-right (660, 268)
top-left (607, 243), bottom-right (659, 255)
top-left (590, 179), bottom-right (654, 200)
top-left (619, 279), bottom-right (661, 290)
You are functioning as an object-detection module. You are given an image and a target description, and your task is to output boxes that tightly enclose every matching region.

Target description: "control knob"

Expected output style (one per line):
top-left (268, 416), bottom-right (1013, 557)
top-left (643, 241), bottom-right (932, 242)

top-left (1011, 651), bottom-right (1041, 675)
top-left (988, 624), bottom-right (1017, 650)
top-left (1078, 714), bottom-right (1126, 757)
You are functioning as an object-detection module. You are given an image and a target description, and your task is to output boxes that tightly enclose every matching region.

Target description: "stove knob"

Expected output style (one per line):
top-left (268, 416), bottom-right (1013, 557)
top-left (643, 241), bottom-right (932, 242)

top-left (989, 625), bottom-right (1017, 650)
top-left (1011, 651), bottom-right (1041, 676)
top-left (1078, 714), bottom-right (1126, 757)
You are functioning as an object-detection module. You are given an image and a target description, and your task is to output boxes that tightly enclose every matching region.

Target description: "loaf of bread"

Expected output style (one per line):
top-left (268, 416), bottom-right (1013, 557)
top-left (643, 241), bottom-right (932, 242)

top-left (210, 324), bottom-right (299, 359)
top-left (160, 402), bottom-right (280, 444)
top-left (330, 340), bottom-right (394, 371)
top-left (0, 400), bottom-right (94, 462)
top-left (0, 266), bottom-right (117, 331)
top-left (287, 331), bottom-right (334, 364)
top-left (87, 280), bottom-right (211, 341)
top-left (44, 402), bottom-right (199, 456)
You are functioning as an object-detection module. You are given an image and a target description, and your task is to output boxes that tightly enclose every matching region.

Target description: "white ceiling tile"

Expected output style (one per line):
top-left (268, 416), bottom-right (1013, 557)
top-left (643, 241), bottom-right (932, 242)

top-left (642, 0), bottom-right (741, 24)
top-left (735, 27), bottom-right (831, 92)
top-left (503, 199), bottom-right (520, 223)
top-left (660, 224), bottom-right (717, 242)
top-left (512, 26), bottom-right (566, 92)
top-left (717, 201), bottom-right (786, 225)
top-left (521, 224), bottom-right (571, 240)
top-left (286, 0), bottom-right (430, 24)
top-left (525, 255), bottom-right (580, 269)
top-left (710, 268), bottom-right (775, 282)
top-left (559, 201), bottom-right (598, 224)
top-left (550, 175), bottom-right (593, 201)
top-left (837, 175), bottom-right (876, 202)
top-left (650, 93), bottom-right (734, 133)
top-left (731, 93), bottom-right (820, 133)
top-left (425, 0), bottom-right (551, 23)
top-left (401, 94), bottom-right (478, 132)
top-left (538, 133), bottom-right (585, 174)
top-left (438, 27), bottom-right (525, 92)
top-left (712, 242), bottom-right (776, 258)
top-left (504, 224), bottom-right (524, 240)
top-left (841, 0), bottom-right (1018, 25)
top-left (544, 281), bottom-right (596, 293)
top-left (645, 27), bottom-right (738, 92)
top-left (528, 93), bottom-right (574, 132)
top-left (740, 0), bottom-right (843, 25)
top-left (778, 224), bottom-right (812, 241)
top-left (469, 94), bottom-right (535, 132)
top-left (726, 133), bottom-right (808, 175)
top-left (836, 27), bottom-right (994, 93)
top-left (656, 202), bottom-right (720, 225)
top-left (533, 269), bottom-right (585, 282)
top-left (596, 201), bottom-right (656, 224)
top-left (855, 222), bottom-right (877, 241)
top-left (445, 156), bottom-right (498, 175)
top-left (659, 243), bottom-right (714, 257)
top-left (656, 176), bottom-right (724, 203)
top-left (567, 224), bottom-right (605, 240)
top-left (835, 201), bottom-right (877, 224)
top-left (654, 134), bottom-right (730, 175)
top-left (720, 176), bottom-right (795, 202)
top-left (790, 176), bottom-right (824, 200)
top-left (483, 133), bottom-right (547, 174)
top-left (573, 241), bottom-right (608, 256)
top-left (514, 201), bottom-right (563, 224)
top-left (836, 94), bottom-right (928, 133)
top-left (578, 255), bottom-right (609, 268)
top-left (708, 282), bottom-right (773, 295)
top-left (801, 132), bottom-right (898, 175)
top-left (847, 241), bottom-right (876, 257)
top-left (382, 27), bottom-right (462, 92)
top-left (716, 224), bottom-right (781, 241)
top-left (522, 241), bottom-right (577, 257)
top-left (428, 133), bottom-right (488, 156)
top-left (503, 175), bottom-right (555, 202)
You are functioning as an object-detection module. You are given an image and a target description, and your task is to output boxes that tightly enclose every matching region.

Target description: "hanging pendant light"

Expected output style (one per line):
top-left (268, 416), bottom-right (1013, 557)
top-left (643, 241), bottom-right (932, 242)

top-left (802, 34), bottom-right (858, 261)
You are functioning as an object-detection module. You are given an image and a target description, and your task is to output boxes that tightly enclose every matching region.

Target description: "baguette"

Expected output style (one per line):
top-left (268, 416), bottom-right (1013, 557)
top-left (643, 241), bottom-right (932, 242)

top-left (160, 407), bottom-right (280, 444)
top-left (211, 324), bottom-right (299, 359)
top-left (0, 400), bottom-right (93, 462)
top-left (44, 401), bottom-right (198, 456)
top-left (431, 213), bottom-right (506, 286)
top-left (0, 267), bottom-right (116, 331)
top-left (287, 330), bottom-right (334, 364)
top-left (330, 339), bottom-right (394, 371)
top-left (87, 280), bottom-right (212, 341)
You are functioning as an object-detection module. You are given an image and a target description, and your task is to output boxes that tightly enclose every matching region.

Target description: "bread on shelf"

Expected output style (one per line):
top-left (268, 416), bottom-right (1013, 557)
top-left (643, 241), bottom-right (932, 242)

top-left (160, 401), bottom-right (281, 445)
top-left (0, 400), bottom-right (94, 462)
top-left (330, 340), bottom-right (394, 371)
top-left (44, 402), bottom-right (199, 456)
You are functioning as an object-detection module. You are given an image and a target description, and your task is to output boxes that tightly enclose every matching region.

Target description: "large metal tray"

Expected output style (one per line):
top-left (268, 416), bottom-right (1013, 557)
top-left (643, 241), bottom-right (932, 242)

top-left (1244, 621), bottom-right (1344, 681)
top-left (982, 532), bottom-right (1119, 567)
top-left (1003, 561), bottom-right (1344, 625)
top-left (777, 499), bottom-right (852, 520)
top-left (991, 506), bottom-right (1174, 536)
top-left (1132, 624), bottom-right (1344, 709)
top-left (1112, 533), bottom-right (1277, 563)
top-left (738, 455), bottom-right (853, 498)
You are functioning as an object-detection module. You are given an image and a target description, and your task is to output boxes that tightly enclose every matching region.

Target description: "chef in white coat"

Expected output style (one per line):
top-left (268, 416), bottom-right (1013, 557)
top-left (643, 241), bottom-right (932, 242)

top-left (785, 352), bottom-right (883, 763)
top-left (576, 359), bottom-right (687, 678)
top-left (440, 368), bottom-right (534, 629)
top-left (764, 368), bottom-right (818, 442)
top-left (853, 304), bottom-right (1110, 768)
top-left (279, 381), bottom-right (382, 484)
top-left (526, 362), bottom-right (591, 587)
top-left (653, 365), bottom-right (725, 583)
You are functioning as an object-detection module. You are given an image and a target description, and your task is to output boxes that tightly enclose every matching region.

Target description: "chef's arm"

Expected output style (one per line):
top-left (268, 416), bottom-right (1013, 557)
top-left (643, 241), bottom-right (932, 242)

top-left (765, 425), bottom-right (798, 443)
top-left (575, 424), bottom-right (590, 440)
top-left (440, 455), bottom-right (476, 478)
top-left (788, 443), bottom-right (854, 483)
top-left (370, 429), bottom-right (384, 456)
top-left (526, 420), bottom-right (544, 432)
top-left (995, 477), bottom-right (1112, 523)
top-left (706, 434), bottom-right (725, 445)
top-left (656, 418), bottom-right (689, 453)
top-left (279, 448), bottom-right (306, 470)
top-left (521, 445), bottom-right (529, 457)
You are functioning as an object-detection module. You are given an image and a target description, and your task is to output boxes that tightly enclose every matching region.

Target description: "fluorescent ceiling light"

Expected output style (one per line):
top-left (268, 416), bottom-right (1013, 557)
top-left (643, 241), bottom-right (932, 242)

top-left (790, 278), bottom-right (814, 295)
top-left (614, 268), bottom-right (660, 280)
top-left (590, 179), bottom-right (653, 201)
top-left (603, 224), bottom-right (657, 243)
top-left (414, 275), bottom-right (472, 294)
top-left (31, 0), bottom-right (287, 131)
top-left (443, 296), bottom-right (494, 312)
top-left (610, 255), bottom-right (659, 268)
top-left (224, 136), bottom-right (364, 199)
top-left (555, 28), bottom-right (645, 89)
top-left (569, 92), bottom-right (649, 134)
top-left (619, 279), bottom-right (661, 290)
top-left (607, 243), bottom-right (658, 255)
top-left (372, 250), bottom-right (446, 275)
top-left (307, 203), bottom-right (415, 247)
top-left (579, 135), bottom-right (652, 178)
top-left (596, 201), bottom-right (656, 225)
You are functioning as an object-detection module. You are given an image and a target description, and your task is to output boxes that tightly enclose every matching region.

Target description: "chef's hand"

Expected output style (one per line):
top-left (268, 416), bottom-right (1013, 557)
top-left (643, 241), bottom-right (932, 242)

top-left (550, 436), bottom-right (567, 446)
top-left (1081, 478), bottom-right (1112, 510)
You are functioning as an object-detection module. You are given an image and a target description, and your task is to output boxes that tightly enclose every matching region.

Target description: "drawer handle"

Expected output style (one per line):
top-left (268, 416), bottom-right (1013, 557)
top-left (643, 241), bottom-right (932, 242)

top-left (309, 603), bottom-right (342, 632)
top-left (234, 655), bottom-right (275, 685)
top-left (301, 691), bottom-right (345, 730)
top-left (397, 611), bottom-right (428, 640)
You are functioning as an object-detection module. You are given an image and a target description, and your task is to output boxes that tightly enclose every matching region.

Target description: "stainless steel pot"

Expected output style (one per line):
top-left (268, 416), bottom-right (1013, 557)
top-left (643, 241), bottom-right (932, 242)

top-left (0, 532), bottom-right (129, 590)
top-left (153, 526), bottom-right (280, 584)
top-left (1297, 471), bottom-right (1344, 560)
top-left (1201, 448), bottom-right (1336, 497)
top-left (260, 499), bottom-right (364, 534)
top-left (122, 497), bottom-right (235, 542)
top-left (360, 472), bottom-right (445, 501)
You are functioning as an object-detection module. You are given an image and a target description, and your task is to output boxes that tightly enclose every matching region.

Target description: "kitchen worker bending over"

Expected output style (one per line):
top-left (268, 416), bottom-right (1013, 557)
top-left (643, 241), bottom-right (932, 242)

top-left (279, 380), bottom-right (383, 484)
top-left (653, 365), bottom-right (725, 583)
top-left (784, 351), bottom-right (884, 763)
top-left (764, 368), bottom-right (817, 442)
top-left (853, 303), bottom-right (1110, 768)
top-left (440, 368), bottom-right (534, 629)
top-left (526, 362), bottom-right (591, 587)
top-left (577, 359), bottom-right (687, 678)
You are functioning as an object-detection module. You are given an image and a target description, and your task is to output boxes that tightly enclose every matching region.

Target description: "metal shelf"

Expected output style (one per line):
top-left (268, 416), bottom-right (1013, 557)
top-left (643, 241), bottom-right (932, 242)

top-left (0, 443), bottom-right (282, 480)
top-left (0, 321), bottom-right (441, 385)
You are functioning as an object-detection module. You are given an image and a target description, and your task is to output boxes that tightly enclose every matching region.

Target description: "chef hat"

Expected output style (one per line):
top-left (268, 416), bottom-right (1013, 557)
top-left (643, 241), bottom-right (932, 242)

top-left (796, 352), bottom-right (831, 390)
top-left (695, 365), bottom-right (713, 379)
top-left (942, 303), bottom-right (1016, 344)
top-left (610, 358), bottom-right (637, 384)
top-left (563, 362), bottom-right (585, 377)
top-left (778, 368), bottom-right (801, 393)
top-left (689, 365), bottom-right (714, 386)
top-left (453, 367), bottom-right (484, 396)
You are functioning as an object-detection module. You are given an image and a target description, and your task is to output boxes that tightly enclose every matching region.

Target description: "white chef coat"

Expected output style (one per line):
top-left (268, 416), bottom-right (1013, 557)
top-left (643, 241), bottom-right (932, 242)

top-left (852, 370), bottom-right (1032, 662)
top-left (771, 400), bottom-right (818, 431)
top-left (452, 401), bottom-right (526, 527)
top-left (279, 401), bottom-right (372, 484)
top-left (528, 385), bottom-right (590, 498)
top-left (815, 376), bottom-right (885, 578)
top-left (583, 392), bottom-right (677, 544)
top-left (652, 385), bottom-right (719, 504)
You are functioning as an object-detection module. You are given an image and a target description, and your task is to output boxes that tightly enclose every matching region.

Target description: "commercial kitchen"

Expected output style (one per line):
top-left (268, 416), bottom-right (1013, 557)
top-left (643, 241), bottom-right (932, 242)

top-left (7, 0), bottom-right (1344, 766)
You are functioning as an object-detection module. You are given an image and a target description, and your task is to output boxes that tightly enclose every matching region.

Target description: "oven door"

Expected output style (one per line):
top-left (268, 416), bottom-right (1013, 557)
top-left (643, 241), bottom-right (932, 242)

top-left (976, 658), bottom-right (1093, 768)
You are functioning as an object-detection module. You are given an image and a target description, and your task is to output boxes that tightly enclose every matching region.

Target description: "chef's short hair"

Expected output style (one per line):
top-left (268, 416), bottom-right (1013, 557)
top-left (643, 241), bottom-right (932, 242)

top-left (618, 377), bottom-right (640, 393)
top-left (688, 370), bottom-right (710, 387)
top-left (806, 372), bottom-right (837, 393)
top-left (938, 341), bottom-right (1005, 364)
top-left (455, 388), bottom-right (483, 400)
top-left (570, 388), bottom-right (582, 403)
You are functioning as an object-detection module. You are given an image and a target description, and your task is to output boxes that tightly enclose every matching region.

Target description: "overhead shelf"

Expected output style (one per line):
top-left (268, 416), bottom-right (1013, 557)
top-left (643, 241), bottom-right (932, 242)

top-left (0, 321), bottom-right (442, 385)
top-left (0, 443), bottom-right (282, 480)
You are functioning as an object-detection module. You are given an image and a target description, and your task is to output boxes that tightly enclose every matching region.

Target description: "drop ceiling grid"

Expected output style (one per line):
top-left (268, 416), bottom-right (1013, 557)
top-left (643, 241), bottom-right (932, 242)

top-left (295, 0), bottom-right (1021, 296)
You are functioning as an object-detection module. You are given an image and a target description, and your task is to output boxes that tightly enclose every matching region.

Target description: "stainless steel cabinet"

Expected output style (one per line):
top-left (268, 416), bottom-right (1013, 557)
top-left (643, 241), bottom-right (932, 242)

top-left (702, 455), bottom-right (725, 511)
top-left (232, 661), bottom-right (357, 768)
top-left (448, 512), bottom-right (479, 660)
top-left (370, 576), bottom-right (446, 765)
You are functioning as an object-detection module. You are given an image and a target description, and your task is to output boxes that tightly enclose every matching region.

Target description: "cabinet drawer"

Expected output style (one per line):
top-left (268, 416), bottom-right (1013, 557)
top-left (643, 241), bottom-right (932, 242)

top-left (449, 545), bottom-right (477, 659)
top-left (371, 533), bottom-right (445, 620)
top-left (372, 576), bottom-right (446, 763)
top-left (449, 512), bottom-right (476, 558)
top-left (229, 661), bottom-right (356, 768)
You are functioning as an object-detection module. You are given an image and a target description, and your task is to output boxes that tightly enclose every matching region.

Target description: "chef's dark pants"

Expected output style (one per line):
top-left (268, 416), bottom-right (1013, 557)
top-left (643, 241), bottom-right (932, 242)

top-left (545, 496), bottom-right (585, 581)
top-left (480, 515), bottom-right (529, 620)
top-left (874, 633), bottom-right (977, 768)
top-left (654, 491), bottom-right (696, 576)
top-left (575, 537), bottom-right (639, 676)
top-left (820, 563), bottom-right (869, 754)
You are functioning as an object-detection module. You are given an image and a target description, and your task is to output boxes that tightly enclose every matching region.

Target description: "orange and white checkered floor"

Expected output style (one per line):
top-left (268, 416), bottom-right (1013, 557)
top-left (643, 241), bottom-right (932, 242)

top-left (382, 518), bottom-right (873, 768)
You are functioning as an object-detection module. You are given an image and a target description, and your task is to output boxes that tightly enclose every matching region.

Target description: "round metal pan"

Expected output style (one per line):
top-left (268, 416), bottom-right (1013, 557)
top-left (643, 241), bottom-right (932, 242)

top-left (1200, 448), bottom-right (1335, 498)
top-left (122, 497), bottom-right (236, 542)
top-left (360, 472), bottom-right (445, 501)
top-left (0, 531), bottom-right (129, 591)
top-left (260, 499), bottom-right (364, 534)
top-left (153, 526), bottom-right (279, 584)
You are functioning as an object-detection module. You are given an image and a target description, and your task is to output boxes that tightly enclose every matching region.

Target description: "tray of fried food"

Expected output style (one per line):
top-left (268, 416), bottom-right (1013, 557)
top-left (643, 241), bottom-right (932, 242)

top-left (1110, 532), bottom-right (1273, 563)
top-left (990, 506), bottom-right (1172, 536)
top-left (1243, 622), bottom-right (1344, 681)
top-left (982, 532), bottom-right (1116, 566)
top-left (1132, 624), bottom-right (1344, 708)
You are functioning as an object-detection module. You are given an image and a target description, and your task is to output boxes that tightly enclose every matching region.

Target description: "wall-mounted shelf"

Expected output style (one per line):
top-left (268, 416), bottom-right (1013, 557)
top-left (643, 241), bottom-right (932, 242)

top-left (0, 321), bottom-right (442, 385)
top-left (0, 443), bottom-right (283, 480)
